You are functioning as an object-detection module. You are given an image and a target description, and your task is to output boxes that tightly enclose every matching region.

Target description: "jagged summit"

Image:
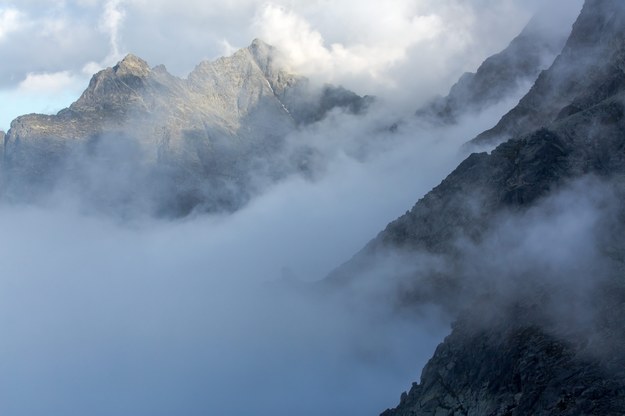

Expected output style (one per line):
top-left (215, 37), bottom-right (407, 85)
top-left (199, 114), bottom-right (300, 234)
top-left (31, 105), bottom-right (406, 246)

top-left (248, 38), bottom-right (273, 58)
top-left (249, 38), bottom-right (270, 48)
top-left (114, 53), bottom-right (151, 77)
top-left (1, 39), bottom-right (369, 216)
top-left (247, 38), bottom-right (283, 77)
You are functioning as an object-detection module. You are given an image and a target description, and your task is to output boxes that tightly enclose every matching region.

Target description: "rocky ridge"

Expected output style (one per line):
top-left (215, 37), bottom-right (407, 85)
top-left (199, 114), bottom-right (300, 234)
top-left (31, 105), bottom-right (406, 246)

top-left (383, 319), bottom-right (625, 416)
top-left (322, 1), bottom-right (625, 414)
top-left (1, 39), bottom-right (368, 216)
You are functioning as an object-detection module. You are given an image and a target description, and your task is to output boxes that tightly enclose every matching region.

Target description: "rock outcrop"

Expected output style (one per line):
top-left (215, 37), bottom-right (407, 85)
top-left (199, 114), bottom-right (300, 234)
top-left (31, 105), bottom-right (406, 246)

top-left (1, 40), bottom-right (368, 216)
top-left (383, 317), bottom-right (625, 416)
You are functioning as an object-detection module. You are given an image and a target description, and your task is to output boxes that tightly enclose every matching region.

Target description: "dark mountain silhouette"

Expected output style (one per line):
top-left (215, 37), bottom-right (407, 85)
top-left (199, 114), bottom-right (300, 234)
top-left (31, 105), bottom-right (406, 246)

top-left (324, 1), bottom-right (625, 414)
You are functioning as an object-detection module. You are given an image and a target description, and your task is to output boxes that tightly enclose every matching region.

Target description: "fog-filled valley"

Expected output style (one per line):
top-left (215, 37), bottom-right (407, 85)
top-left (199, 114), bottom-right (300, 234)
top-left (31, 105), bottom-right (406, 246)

top-left (6, 1), bottom-right (625, 415)
top-left (0, 90), bottom-right (520, 414)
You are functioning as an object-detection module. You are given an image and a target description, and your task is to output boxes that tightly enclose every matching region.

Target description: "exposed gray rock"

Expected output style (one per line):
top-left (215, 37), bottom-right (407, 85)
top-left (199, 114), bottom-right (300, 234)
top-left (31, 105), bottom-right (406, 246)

top-left (382, 318), bottom-right (625, 416)
top-left (1, 39), bottom-right (369, 216)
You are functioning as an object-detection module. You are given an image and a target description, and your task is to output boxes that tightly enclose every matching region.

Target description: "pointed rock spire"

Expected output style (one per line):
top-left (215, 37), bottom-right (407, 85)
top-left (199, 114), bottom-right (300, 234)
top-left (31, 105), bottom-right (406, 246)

top-left (113, 53), bottom-right (151, 77)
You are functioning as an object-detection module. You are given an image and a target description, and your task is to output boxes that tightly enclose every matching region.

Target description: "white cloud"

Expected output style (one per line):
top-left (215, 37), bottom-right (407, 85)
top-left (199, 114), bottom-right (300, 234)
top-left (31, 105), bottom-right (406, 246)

top-left (0, 86), bottom-right (522, 413)
top-left (100, 0), bottom-right (126, 64)
top-left (0, 1), bottom-right (591, 412)
top-left (0, 7), bottom-right (24, 40)
top-left (0, 0), bottom-right (583, 95)
top-left (18, 70), bottom-right (80, 94)
top-left (0, 0), bottom-right (583, 131)
top-left (0, 70), bottom-right (88, 129)
top-left (254, 3), bottom-right (445, 89)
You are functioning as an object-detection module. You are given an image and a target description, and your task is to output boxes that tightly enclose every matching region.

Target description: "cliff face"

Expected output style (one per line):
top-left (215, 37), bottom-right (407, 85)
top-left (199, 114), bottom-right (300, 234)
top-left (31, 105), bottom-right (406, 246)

top-left (1, 40), bottom-right (368, 216)
top-left (383, 319), bottom-right (625, 416)
top-left (379, 3), bottom-right (625, 414)
top-left (320, 1), bottom-right (625, 414)
top-left (330, 0), bottom-right (625, 307)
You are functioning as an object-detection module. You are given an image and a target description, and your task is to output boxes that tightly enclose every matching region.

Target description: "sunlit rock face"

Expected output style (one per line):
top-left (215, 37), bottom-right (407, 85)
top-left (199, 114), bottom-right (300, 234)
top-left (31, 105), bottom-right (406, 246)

top-left (1, 39), bottom-right (368, 216)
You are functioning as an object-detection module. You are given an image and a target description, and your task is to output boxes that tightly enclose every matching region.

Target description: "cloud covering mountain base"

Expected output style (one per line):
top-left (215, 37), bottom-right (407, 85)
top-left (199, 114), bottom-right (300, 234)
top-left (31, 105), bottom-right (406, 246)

top-left (0, 73), bottom-right (529, 414)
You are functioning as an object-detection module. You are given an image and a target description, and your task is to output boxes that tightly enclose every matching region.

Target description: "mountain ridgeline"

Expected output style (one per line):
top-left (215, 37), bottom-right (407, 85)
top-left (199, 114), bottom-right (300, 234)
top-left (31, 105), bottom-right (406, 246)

top-left (0, 39), bottom-right (369, 216)
top-left (2, 0), bottom-right (625, 414)
top-left (470, 0), bottom-right (625, 147)
top-left (416, 5), bottom-right (575, 125)
top-left (326, 0), bottom-right (625, 414)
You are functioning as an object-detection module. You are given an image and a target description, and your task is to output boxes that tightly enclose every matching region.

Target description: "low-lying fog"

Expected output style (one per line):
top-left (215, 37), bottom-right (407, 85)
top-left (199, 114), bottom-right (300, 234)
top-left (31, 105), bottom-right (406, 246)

top-left (0, 95), bottom-right (523, 415)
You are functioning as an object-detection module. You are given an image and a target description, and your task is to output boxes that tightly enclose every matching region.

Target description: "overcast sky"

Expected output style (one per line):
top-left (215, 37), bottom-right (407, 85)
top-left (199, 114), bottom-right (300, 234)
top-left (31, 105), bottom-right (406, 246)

top-left (0, 0), bottom-right (583, 131)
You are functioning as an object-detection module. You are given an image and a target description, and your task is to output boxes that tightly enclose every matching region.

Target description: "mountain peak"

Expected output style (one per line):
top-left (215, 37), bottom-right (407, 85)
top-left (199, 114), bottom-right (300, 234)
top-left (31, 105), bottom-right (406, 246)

top-left (249, 38), bottom-right (270, 49)
top-left (113, 53), bottom-right (151, 77)
top-left (247, 38), bottom-right (277, 72)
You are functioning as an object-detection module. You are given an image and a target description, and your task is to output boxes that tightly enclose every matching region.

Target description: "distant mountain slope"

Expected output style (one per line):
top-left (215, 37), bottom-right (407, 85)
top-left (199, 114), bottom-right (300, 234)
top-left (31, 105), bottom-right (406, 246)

top-left (470, 0), bottom-right (625, 146)
top-left (321, 1), bottom-right (625, 414)
top-left (1, 40), bottom-right (368, 216)
top-left (416, 7), bottom-right (576, 124)
top-left (328, 0), bottom-right (625, 325)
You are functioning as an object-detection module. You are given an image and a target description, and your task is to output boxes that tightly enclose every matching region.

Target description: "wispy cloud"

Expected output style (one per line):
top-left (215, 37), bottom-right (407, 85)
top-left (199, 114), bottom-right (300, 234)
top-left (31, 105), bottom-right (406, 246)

top-left (18, 70), bottom-right (80, 94)
top-left (101, 0), bottom-right (126, 64)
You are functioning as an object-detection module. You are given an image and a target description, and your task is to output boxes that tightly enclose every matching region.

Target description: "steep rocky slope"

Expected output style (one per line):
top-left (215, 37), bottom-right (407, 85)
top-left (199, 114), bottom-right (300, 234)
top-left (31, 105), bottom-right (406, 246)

top-left (416, 7), bottom-right (576, 124)
top-left (471, 0), bottom-right (625, 147)
top-left (383, 316), bottom-right (625, 416)
top-left (323, 1), bottom-right (625, 414)
top-left (1, 40), bottom-right (367, 216)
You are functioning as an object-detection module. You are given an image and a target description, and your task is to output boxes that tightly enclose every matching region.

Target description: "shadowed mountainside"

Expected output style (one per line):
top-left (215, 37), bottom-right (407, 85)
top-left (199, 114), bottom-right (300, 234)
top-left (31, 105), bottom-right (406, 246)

top-left (323, 1), bottom-right (625, 414)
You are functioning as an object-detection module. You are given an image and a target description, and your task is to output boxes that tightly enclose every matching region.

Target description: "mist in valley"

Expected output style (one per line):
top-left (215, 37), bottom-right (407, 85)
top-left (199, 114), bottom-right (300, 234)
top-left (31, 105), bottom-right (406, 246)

top-left (0, 93), bottom-right (529, 415)
top-left (0, 1), bottom-right (593, 415)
